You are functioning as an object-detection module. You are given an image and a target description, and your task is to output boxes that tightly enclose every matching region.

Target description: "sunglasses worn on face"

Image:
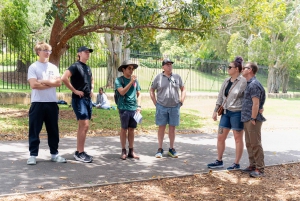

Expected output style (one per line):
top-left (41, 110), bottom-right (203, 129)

top-left (228, 66), bottom-right (235, 69)
top-left (243, 67), bottom-right (250, 70)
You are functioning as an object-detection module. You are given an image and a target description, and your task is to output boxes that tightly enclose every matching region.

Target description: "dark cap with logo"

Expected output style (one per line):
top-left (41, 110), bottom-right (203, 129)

top-left (162, 59), bottom-right (174, 66)
top-left (77, 46), bottom-right (93, 53)
top-left (118, 60), bottom-right (138, 72)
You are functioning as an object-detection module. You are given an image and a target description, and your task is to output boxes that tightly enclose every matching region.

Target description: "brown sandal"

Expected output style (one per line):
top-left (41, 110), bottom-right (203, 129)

top-left (128, 148), bottom-right (140, 159)
top-left (120, 148), bottom-right (127, 160)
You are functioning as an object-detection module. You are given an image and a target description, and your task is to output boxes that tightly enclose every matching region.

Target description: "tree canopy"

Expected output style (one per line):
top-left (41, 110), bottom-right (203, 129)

top-left (2, 0), bottom-right (300, 93)
top-left (37, 0), bottom-right (220, 65)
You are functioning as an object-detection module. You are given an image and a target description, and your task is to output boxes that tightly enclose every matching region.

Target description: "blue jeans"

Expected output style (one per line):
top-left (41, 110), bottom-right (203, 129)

top-left (72, 97), bottom-right (92, 120)
top-left (155, 103), bottom-right (180, 126)
top-left (219, 110), bottom-right (243, 131)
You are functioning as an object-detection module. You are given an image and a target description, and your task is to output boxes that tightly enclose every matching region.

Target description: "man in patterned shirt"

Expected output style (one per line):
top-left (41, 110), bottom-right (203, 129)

top-left (241, 62), bottom-right (266, 178)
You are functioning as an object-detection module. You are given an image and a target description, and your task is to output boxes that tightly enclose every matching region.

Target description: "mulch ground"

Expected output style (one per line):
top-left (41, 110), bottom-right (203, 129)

top-left (1, 163), bottom-right (300, 201)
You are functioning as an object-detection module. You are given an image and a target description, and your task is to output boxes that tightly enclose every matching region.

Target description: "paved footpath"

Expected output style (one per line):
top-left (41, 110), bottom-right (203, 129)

top-left (1, 130), bottom-right (300, 197)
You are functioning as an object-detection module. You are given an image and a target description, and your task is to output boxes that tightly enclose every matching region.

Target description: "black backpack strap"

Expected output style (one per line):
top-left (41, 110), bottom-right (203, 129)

top-left (120, 76), bottom-right (125, 87)
top-left (118, 76), bottom-right (126, 104)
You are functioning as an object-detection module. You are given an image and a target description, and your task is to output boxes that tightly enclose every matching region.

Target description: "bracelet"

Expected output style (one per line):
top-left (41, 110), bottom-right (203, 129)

top-left (250, 117), bottom-right (256, 121)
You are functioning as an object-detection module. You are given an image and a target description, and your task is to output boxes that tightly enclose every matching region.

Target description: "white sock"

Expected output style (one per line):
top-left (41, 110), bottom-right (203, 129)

top-left (51, 154), bottom-right (58, 159)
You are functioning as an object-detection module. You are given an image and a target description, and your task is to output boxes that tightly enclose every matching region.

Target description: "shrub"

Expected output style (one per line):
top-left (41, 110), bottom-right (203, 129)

top-left (0, 53), bottom-right (17, 66)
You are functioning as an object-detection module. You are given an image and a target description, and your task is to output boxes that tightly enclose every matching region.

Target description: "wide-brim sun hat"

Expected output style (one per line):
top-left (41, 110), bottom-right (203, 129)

top-left (118, 60), bottom-right (138, 72)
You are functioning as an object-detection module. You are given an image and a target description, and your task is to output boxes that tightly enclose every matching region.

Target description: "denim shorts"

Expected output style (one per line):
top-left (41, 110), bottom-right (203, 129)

top-left (155, 103), bottom-right (180, 126)
top-left (119, 110), bottom-right (137, 129)
top-left (219, 110), bottom-right (243, 131)
top-left (72, 97), bottom-right (92, 120)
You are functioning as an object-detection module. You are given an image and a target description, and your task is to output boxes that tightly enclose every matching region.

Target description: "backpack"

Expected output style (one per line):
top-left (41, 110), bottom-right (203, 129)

top-left (114, 76), bottom-right (125, 105)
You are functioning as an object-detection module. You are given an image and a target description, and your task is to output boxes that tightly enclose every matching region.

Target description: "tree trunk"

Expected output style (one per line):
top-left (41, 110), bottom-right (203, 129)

top-left (105, 33), bottom-right (123, 88)
top-left (281, 67), bottom-right (289, 93)
top-left (267, 67), bottom-right (281, 93)
top-left (267, 62), bottom-right (289, 93)
top-left (123, 34), bottom-right (130, 61)
top-left (16, 60), bottom-right (31, 73)
top-left (49, 42), bottom-right (70, 67)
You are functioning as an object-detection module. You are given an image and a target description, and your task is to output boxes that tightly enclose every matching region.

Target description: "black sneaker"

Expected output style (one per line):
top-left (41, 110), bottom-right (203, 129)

top-left (74, 151), bottom-right (93, 163)
top-left (242, 166), bottom-right (255, 173)
top-left (207, 160), bottom-right (224, 169)
top-left (227, 163), bottom-right (240, 170)
top-left (250, 169), bottom-right (265, 178)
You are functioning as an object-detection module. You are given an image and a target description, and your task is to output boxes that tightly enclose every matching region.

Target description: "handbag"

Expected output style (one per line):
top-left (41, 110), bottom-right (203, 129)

top-left (217, 80), bottom-right (239, 116)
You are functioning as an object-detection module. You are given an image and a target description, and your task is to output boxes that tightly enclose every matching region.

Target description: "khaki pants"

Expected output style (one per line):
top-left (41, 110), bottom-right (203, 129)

top-left (244, 121), bottom-right (265, 172)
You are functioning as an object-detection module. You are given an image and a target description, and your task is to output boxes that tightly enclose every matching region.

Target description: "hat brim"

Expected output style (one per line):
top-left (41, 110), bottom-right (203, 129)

top-left (77, 48), bottom-right (93, 53)
top-left (162, 61), bottom-right (174, 66)
top-left (118, 64), bottom-right (138, 72)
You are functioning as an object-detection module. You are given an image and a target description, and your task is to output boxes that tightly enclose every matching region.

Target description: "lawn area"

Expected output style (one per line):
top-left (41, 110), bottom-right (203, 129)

top-left (0, 103), bottom-right (207, 140)
top-left (1, 96), bottom-right (300, 140)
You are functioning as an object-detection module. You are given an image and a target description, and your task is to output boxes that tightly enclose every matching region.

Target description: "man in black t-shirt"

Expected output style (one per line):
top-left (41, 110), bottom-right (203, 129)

top-left (61, 46), bottom-right (94, 163)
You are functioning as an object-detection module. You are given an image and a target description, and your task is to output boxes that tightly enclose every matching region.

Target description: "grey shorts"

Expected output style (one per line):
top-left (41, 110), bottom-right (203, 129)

top-left (155, 103), bottom-right (180, 126)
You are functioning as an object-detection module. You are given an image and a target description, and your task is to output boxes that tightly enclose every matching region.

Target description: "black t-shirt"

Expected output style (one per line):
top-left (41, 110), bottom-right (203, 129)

top-left (224, 80), bottom-right (233, 97)
top-left (68, 61), bottom-right (92, 98)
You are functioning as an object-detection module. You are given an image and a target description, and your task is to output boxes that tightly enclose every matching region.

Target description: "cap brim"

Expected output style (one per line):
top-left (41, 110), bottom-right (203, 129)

top-left (78, 48), bottom-right (93, 53)
top-left (162, 61), bottom-right (174, 66)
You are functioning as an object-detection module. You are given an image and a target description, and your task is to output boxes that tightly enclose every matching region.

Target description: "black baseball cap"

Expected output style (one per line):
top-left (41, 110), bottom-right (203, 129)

top-left (77, 46), bottom-right (93, 53)
top-left (162, 59), bottom-right (174, 66)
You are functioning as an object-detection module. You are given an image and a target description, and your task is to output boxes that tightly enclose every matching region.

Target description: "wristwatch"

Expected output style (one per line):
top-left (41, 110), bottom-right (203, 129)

top-left (250, 118), bottom-right (256, 122)
top-left (137, 105), bottom-right (141, 108)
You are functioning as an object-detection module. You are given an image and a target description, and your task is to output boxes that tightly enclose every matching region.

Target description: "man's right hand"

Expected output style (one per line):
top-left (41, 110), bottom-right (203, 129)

top-left (74, 90), bottom-right (84, 98)
top-left (131, 75), bottom-right (137, 83)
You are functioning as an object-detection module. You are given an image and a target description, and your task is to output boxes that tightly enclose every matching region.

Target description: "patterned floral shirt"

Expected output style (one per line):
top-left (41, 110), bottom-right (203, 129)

top-left (241, 76), bottom-right (266, 122)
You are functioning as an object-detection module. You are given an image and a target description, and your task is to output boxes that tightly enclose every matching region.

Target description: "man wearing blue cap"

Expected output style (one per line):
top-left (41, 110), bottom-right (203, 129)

top-left (61, 46), bottom-right (94, 163)
top-left (150, 59), bottom-right (186, 158)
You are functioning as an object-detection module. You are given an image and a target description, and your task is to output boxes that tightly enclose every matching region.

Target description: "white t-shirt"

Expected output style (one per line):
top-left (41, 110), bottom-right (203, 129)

top-left (27, 61), bottom-right (60, 102)
top-left (96, 93), bottom-right (111, 108)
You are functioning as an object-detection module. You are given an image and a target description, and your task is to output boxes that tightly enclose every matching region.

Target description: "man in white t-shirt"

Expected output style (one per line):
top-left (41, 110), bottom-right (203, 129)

top-left (26, 42), bottom-right (66, 165)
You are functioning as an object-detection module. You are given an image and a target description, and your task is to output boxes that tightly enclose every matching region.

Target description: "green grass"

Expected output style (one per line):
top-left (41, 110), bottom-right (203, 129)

top-left (263, 98), bottom-right (300, 118)
top-left (0, 104), bottom-right (205, 139)
top-left (1, 97), bottom-right (300, 140)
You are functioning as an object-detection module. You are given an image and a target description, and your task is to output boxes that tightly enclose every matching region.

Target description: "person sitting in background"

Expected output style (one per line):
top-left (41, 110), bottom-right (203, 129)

top-left (95, 87), bottom-right (112, 109)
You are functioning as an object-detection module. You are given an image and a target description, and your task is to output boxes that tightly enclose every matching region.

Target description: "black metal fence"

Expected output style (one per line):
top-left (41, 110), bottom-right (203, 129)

top-left (0, 36), bottom-right (299, 93)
